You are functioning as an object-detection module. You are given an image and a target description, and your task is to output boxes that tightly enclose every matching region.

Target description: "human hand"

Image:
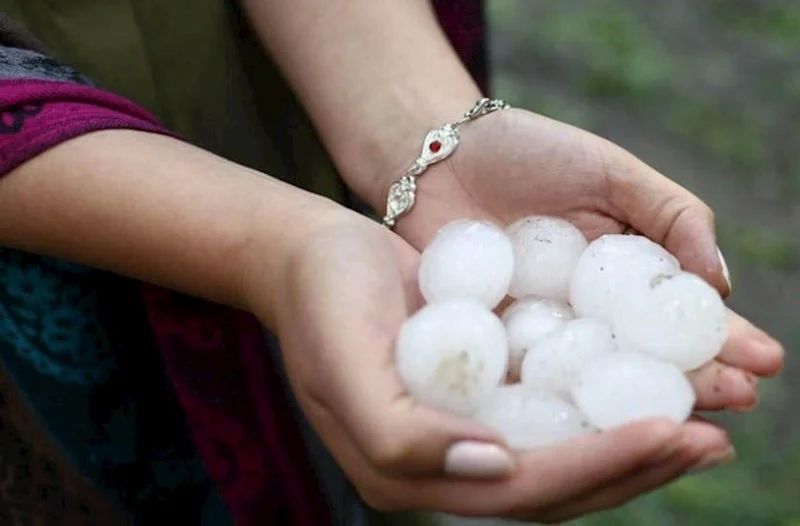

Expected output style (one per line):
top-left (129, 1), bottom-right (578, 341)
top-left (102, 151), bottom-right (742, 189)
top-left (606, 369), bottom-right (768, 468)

top-left (390, 108), bottom-right (783, 413)
top-left (256, 207), bottom-right (733, 522)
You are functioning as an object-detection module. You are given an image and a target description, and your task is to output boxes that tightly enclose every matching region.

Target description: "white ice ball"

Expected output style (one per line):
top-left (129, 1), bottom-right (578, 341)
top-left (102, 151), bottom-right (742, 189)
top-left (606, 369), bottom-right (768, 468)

top-left (571, 352), bottom-right (696, 429)
top-left (501, 296), bottom-right (575, 378)
top-left (520, 318), bottom-right (616, 398)
top-left (506, 216), bottom-right (588, 301)
top-left (473, 384), bottom-right (593, 449)
top-left (570, 234), bottom-right (680, 323)
top-left (395, 299), bottom-right (509, 416)
top-left (612, 272), bottom-right (728, 371)
top-left (418, 219), bottom-right (514, 309)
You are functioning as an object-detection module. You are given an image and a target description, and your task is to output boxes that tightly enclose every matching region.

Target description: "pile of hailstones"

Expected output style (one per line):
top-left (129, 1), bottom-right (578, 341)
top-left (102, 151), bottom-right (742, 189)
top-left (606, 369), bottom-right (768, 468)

top-left (395, 216), bottom-right (728, 450)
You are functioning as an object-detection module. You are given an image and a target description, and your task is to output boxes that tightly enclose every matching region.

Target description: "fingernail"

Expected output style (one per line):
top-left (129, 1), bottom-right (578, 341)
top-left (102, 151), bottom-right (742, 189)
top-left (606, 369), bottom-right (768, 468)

top-left (717, 246), bottom-right (731, 292)
top-left (444, 441), bottom-right (515, 478)
top-left (688, 446), bottom-right (736, 475)
top-left (729, 400), bottom-right (759, 413)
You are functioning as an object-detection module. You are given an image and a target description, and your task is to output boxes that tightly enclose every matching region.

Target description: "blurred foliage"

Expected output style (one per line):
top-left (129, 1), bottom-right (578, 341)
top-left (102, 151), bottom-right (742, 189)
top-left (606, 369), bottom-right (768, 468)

top-left (483, 1), bottom-right (800, 525)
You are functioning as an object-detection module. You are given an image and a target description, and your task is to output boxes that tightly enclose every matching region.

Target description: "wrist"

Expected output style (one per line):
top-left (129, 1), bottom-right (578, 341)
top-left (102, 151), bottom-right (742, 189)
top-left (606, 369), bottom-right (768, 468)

top-left (240, 180), bottom-right (350, 328)
top-left (242, 0), bottom-right (483, 213)
top-left (339, 85), bottom-right (483, 212)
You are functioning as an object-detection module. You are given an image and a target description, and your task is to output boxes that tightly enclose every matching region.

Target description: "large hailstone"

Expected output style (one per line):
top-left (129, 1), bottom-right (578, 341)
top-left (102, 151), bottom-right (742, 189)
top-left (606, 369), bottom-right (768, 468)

top-left (473, 384), bottom-right (592, 449)
top-left (520, 318), bottom-right (616, 398)
top-left (501, 296), bottom-right (575, 378)
top-left (506, 216), bottom-right (588, 301)
top-left (570, 234), bottom-right (680, 323)
top-left (613, 272), bottom-right (728, 371)
top-left (395, 299), bottom-right (509, 416)
top-left (571, 352), bottom-right (696, 429)
top-left (418, 219), bottom-right (514, 309)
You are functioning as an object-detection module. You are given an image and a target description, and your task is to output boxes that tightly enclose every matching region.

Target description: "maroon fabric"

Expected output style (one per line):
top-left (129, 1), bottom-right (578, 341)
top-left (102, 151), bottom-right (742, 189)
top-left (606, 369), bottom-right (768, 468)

top-left (0, 79), bottom-right (172, 174)
top-left (139, 286), bottom-right (330, 526)
top-left (434, 0), bottom-right (491, 94)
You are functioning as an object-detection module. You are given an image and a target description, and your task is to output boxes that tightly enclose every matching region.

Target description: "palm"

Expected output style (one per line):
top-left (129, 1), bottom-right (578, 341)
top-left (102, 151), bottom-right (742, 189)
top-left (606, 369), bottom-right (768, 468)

top-left (394, 108), bottom-right (782, 413)
top-left (273, 217), bottom-right (423, 442)
top-left (270, 212), bottom-right (739, 521)
top-left (397, 108), bottom-right (623, 248)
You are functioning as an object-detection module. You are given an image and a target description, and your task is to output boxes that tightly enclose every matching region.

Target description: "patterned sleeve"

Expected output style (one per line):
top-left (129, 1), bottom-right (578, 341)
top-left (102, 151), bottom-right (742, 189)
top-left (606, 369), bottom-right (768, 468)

top-left (0, 15), bottom-right (176, 177)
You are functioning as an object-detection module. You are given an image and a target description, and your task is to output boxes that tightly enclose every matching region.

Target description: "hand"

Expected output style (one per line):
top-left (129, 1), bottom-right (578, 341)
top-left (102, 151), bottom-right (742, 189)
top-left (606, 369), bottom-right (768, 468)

top-left (392, 108), bottom-right (784, 413)
top-left (260, 208), bottom-right (732, 522)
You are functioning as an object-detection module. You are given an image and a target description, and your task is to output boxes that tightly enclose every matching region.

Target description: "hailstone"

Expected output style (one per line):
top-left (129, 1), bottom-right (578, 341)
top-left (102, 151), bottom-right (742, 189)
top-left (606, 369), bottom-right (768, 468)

top-left (418, 219), bottom-right (514, 309)
top-left (570, 234), bottom-right (680, 323)
top-left (506, 216), bottom-right (588, 301)
top-left (520, 318), bottom-right (616, 398)
top-left (572, 352), bottom-right (696, 429)
top-left (501, 296), bottom-right (575, 378)
top-left (395, 299), bottom-right (509, 416)
top-left (473, 384), bottom-right (592, 449)
top-left (612, 272), bottom-right (728, 371)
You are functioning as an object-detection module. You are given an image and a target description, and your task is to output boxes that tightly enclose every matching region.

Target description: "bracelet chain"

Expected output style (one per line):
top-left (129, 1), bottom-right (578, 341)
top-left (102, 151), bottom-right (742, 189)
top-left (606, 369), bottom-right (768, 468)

top-left (381, 98), bottom-right (509, 228)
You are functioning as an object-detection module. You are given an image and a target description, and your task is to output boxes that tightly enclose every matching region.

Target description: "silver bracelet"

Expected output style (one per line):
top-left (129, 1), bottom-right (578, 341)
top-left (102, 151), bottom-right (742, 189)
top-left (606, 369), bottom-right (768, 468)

top-left (381, 97), bottom-right (510, 228)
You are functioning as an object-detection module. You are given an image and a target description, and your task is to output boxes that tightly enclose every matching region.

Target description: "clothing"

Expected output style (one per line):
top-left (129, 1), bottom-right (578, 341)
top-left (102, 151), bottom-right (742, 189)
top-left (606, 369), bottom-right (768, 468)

top-left (0, 43), bottom-right (329, 526)
top-left (0, 2), bottom-right (490, 524)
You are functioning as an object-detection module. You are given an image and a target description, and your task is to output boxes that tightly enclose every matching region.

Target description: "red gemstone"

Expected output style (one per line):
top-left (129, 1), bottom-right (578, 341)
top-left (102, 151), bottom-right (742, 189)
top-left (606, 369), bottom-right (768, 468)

top-left (429, 140), bottom-right (442, 153)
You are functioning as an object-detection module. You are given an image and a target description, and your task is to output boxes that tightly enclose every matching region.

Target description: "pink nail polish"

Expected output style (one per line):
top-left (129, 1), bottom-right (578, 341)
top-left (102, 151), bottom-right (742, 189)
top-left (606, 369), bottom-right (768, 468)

top-left (444, 441), bottom-right (515, 478)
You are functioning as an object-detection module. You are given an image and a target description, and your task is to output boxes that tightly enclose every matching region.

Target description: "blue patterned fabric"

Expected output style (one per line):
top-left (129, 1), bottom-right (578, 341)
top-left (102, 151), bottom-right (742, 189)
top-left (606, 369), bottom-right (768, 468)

top-left (0, 27), bottom-right (233, 522)
top-left (0, 248), bottom-right (232, 524)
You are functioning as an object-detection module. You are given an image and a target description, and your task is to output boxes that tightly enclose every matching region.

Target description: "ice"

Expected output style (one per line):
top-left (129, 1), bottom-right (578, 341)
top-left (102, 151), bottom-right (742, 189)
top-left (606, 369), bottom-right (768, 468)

top-left (520, 318), bottom-right (616, 398)
top-left (506, 216), bottom-right (588, 301)
top-left (473, 384), bottom-right (593, 449)
top-left (571, 352), bottom-right (696, 429)
top-left (418, 219), bottom-right (514, 309)
top-left (570, 234), bottom-right (680, 323)
top-left (612, 272), bottom-right (728, 371)
top-left (501, 296), bottom-right (575, 378)
top-left (395, 299), bottom-right (509, 416)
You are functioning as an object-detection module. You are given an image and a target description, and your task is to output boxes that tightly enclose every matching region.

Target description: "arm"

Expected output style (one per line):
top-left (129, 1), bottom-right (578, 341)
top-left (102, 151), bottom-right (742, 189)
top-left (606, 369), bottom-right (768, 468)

top-left (0, 32), bottom-right (343, 326)
top-left (0, 129), bottom-right (339, 325)
top-left (240, 0), bottom-right (482, 209)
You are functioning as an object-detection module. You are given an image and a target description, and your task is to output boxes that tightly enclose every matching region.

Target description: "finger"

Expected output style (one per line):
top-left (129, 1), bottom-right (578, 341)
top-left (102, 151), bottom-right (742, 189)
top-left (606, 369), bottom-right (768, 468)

top-left (316, 416), bottom-right (697, 517)
top-left (716, 309), bottom-right (784, 377)
top-left (532, 420), bottom-right (731, 523)
top-left (399, 418), bottom-right (686, 516)
top-left (688, 359), bottom-right (758, 411)
top-left (604, 148), bottom-right (729, 296)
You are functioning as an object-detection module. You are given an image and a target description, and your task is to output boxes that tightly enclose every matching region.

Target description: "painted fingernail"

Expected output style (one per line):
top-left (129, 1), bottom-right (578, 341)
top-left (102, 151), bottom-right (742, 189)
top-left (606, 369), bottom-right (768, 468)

top-left (688, 446), bottom-right (736, 475)
top-left (717, 246), bottom-right (731, 292)
top-left (444, 441), bottom-right (515, 478)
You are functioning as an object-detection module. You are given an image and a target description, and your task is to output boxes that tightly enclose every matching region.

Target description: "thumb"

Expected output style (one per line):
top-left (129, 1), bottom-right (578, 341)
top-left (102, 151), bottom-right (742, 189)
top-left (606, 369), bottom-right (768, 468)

top-left (606, 149), bottom-right (731, 297)
top-left (318, 313), bottom-right (515, 480)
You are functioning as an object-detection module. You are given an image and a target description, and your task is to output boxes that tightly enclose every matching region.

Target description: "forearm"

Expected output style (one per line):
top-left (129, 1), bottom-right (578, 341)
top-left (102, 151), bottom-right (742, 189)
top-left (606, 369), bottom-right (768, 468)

top-left (242, 0), bottom-right (482, 209)
top-left (0, 129), bottom-right (334, 323)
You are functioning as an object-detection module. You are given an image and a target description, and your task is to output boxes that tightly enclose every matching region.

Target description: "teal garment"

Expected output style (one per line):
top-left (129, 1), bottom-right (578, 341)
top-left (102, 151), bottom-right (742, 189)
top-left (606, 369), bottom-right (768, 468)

top-left (0, 250), bottom-right (233, 524)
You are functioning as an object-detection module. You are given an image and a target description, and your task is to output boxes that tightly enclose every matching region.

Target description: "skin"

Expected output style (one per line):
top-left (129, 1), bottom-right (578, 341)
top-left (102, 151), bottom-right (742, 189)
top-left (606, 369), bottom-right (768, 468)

top-left (1, 129), bottom-right (736, 523)
top-left (0, 1), bottom-right (785, 520)
top-left (241, 0), bottom-right (783, 520)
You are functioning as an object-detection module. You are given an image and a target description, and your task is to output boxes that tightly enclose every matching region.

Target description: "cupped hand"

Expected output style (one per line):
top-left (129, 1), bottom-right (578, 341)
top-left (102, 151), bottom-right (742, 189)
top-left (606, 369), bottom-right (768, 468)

top-left (394, 108), bottom-right (784, 412)
top-left (266, 209), bottom-right (732, 522)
